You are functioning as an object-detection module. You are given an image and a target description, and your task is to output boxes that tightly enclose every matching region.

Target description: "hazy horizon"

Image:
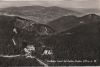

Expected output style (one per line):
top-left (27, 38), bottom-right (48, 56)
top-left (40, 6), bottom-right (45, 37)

top-left (0, 0), bottom-right (100, 9)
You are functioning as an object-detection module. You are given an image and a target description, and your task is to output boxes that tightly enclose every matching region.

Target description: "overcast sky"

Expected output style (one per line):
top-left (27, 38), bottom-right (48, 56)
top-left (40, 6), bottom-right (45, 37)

top-left (0, 0), bottom-right (99, 9)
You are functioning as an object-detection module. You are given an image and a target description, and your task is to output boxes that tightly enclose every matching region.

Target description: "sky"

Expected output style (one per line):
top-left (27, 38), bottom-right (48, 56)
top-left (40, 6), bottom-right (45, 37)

top-left (0, 0), bottom-right (99, 9)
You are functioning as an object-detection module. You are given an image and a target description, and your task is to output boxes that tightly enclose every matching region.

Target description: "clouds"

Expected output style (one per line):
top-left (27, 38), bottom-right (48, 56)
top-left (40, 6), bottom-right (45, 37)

top-left (0, 0), bottom-right (99, 9)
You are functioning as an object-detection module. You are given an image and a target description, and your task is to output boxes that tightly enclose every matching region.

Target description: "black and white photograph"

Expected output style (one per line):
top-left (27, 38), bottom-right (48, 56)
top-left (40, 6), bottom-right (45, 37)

top-left (0, 0), bottom-right (100, 66)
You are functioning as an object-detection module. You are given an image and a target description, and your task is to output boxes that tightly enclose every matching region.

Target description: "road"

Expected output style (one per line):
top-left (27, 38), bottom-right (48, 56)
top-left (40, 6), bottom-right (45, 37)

top-left (0, 54), bottom-right (48, 67)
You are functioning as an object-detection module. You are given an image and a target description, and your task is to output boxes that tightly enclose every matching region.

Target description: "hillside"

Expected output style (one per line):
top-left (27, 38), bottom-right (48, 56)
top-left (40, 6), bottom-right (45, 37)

top-left (79, 14), bottom-right (100, 22)
top-left (47, 15), bottom-right (80, 32)
top-left (47, 14), bottom-right (100, 32)
top-left (0, 15), bottom-right (55, 55)
top-left (43, 19), bottom-right (100, 65)
top-left (0, 6), bottom-right (81, 24)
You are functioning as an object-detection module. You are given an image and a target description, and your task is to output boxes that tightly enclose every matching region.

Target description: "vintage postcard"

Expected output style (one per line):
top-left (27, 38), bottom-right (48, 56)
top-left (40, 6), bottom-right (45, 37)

top-left (0, 0), bottom-right (99, 66)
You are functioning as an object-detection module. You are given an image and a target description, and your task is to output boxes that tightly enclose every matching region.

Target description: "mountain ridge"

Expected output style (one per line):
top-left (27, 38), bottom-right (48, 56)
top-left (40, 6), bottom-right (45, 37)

top-left (47, 14), bottom-right (100, 32)
top-left (0, 6), bottom-right (81, 24)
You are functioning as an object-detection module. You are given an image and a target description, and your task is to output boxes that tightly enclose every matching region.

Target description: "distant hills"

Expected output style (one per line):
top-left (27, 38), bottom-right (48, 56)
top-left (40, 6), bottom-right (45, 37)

top-left (69, 8), bottom-right (100, 15)
top-left (0, 6), bottom-right (100, 25)
top-left (1, 6), bottom-right (100, 33)
top-left (74, 8), bottom-right (100, 15)
top-left (47, 14), bottom-right (100, 32)
top-left (0, 6), bottom-right (100, 33)
top-left (1, 6), bottom-right (100, 25)
top-left (0, 6), bottom-right (81, 24)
